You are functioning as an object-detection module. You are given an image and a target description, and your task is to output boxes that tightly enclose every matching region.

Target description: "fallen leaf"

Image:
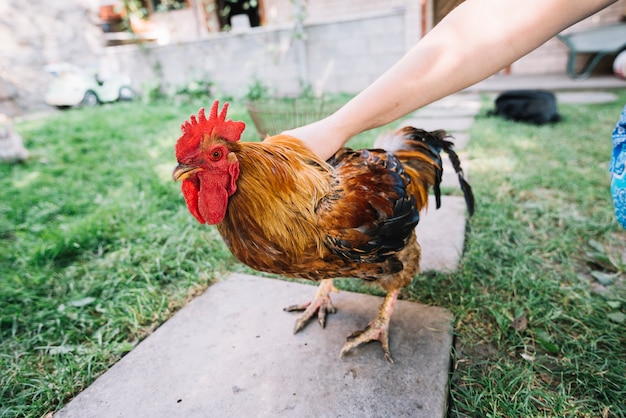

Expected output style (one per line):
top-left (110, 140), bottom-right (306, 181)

top-left (607, 312), bottom-right (625, 323)
top-left (68, 297), bottom-right (96, 308)
top-left (535, 331), bottom-right (559, 354)
top-left (588, 240), bottom-right (604, 253)
top-left (510, 313), bottom-right (528, 332)
top-left (591, 271), bottom-right (616, 285)
top-left (538, 371), bottom-right (561, 387)
top-left (520, 352), bottom-right (535, 362)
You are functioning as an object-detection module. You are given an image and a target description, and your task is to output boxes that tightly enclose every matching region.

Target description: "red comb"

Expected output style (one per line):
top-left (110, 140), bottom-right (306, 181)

top-left (176, 101), bottom-right (246, 158)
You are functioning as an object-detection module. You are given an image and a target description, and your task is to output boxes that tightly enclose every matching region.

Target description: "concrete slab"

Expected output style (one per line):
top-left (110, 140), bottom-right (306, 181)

top-left (556, 91), bottom-right (618, 104)
top-left (416, 95), bottom-right (482, 118)
top-left (440, 153), bottom-right (470, 189)
top-left (391, 125), bottom-right (469, 149)
top-left (416, 195), bottom-right (469, 273)
top-left (404, 117), bottom-right (475, 133)
top-left (481, 91), bottom-right (619, 105)
top-left (448, 132), bottom-right (470, 150)
top-left (466, 74), bottom-right (626, 93)
top-left (56, 273), bottom-right (454, 418)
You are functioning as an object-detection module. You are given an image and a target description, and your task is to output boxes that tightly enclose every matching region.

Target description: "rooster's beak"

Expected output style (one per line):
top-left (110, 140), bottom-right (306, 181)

top-left (172, 163), bottom-right (202, 181)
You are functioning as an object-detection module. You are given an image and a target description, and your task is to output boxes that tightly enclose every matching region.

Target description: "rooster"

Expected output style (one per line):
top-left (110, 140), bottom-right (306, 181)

top-left (173, 101), bottom-right (474, 362)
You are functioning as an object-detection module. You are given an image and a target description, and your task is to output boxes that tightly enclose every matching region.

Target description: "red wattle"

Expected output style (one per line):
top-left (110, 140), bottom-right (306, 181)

top-left (181, 178), bottom-right (205, 224)
top-left (198, 181), bottom-right (229, 225)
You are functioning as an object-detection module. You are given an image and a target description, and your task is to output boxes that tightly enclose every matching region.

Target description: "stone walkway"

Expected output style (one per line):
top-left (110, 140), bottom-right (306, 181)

top-left (57, 274), bottom-right (453, 418)
top-left (56, 80), bottom-right (621, 418)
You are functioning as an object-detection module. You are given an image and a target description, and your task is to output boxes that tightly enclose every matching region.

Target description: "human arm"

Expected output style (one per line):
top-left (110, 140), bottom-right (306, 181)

top-left (283, 0), bottom-right (617, 160)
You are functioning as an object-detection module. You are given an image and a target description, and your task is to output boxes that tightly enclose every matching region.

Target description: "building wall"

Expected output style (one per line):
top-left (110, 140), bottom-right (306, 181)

top-left (105, 1), bottom-right (625, 102)
top-left (0, 0), bottom-right (104, 115)
top-left (2, 0), bottom-right (625, 115)
top-left (304, 0), bottom-right (406, 23)
top-left (260, 0), bottom-right (407, 26)
top-left (305, 11), bottom-right (406, 94)
top-left (103, 10), bottom-right (408, 98)
top-left (510, 2), bottom-right (626, 75)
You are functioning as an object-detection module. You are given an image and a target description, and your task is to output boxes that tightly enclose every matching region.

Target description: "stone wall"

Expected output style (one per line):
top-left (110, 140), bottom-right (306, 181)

top-left (305, 12), bottom-right (407, 94)
top-left (102, 10), bottom-right (408, 98)
top-left (0, 0), bottom-right (104, 115)
top-left (2, 0), bottom-right (625, 115)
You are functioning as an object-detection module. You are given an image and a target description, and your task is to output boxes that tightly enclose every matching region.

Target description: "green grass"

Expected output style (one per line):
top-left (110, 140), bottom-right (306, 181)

top-left (0, 100), bottom-right (251, 417)
top-left (1, 92), bottom-right (625, 417)
top-left (437, 92), bottom-right (626, 417)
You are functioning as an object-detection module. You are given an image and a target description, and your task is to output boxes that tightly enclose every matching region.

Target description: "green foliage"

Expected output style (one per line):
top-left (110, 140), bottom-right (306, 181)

top-left (244, 78), bottom-right (273, 101)
top-left (434, 91), bottom-right (626, 417)
top-left (175, 77), bottom-right (214, 102)
top-left (119, 0), bottom-right (148, 28)
top-left (154, 0), bottom-right (188, 13)
top-left (140, 80), bottom-right (166, 103)
top-left (120, 0), bottom-right (147, 17)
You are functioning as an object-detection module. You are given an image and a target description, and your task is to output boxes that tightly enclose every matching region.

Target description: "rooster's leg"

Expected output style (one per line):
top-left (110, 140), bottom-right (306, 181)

top-left (284, 279), bottom-right (338, 333)
top-left (340, 288), bottom-right (399, 363)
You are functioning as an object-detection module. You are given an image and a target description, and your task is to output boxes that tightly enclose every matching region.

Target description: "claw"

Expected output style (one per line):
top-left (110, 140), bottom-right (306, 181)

top-left (285, 298), bottom-right (336, 333)
top-left (283, 279), bottom-right (338, 333)
top-left (339, 289), bottom-right (400, 363)
top-left (340, 320), bottom-right (393, 363)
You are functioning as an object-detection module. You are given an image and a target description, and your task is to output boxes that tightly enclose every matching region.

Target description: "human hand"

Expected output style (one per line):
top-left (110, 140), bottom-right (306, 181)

top-left (281, 115), bottom-right (352, 161)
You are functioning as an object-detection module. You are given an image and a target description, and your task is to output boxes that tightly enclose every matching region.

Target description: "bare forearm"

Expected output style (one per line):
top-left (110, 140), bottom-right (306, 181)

top-left (288, 0), bottom-right (616, 160)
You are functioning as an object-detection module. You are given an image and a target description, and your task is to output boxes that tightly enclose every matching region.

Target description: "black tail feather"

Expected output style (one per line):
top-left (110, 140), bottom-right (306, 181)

top-left (441, 141), bottom-right (475, 216)
top-left (387, 127), bottom-right (475, 216)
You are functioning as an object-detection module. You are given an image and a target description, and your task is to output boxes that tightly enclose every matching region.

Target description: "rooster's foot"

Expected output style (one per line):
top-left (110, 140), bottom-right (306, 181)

top-left (284, 279), bottom-right (338, 333)
top-left (339, 289), bottom-right (400, 363)
top-left (340, 320), bottom-right (393, 363)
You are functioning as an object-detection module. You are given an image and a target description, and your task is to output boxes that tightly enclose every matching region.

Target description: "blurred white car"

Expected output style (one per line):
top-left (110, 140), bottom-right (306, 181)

top-left (44, 63), bottom-right (135, 108)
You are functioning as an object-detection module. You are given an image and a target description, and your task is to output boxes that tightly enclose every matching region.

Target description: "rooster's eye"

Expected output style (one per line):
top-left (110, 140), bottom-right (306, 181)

top-left (211, 149), bottom-right (223, 160)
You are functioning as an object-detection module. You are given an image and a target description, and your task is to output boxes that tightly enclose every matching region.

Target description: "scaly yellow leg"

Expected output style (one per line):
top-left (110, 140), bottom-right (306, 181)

top-left (340, 289), bottom-right (400, 363)
top-left (284, 279), bottom-right (338, 333)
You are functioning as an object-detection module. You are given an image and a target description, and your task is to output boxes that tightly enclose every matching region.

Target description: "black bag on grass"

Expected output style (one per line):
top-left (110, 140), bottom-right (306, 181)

top-left (489, 90), bottom-right (561, 125)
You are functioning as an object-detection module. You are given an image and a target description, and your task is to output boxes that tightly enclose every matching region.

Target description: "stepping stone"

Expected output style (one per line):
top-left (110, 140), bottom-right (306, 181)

top-left (556, 91), bottom-right (618, 104)
top-left (416, 95), bottom-right (482, 118)
top-left (448, 132), bottom-right (470, 150)
top-left (440, 152), bottom-right (470, 189)
top-left (416, 195), bottom-right (470, 273)
top-left (404, 117), bottom-right (475, 133)
top-left (56, 273), bottom-right (454, 418)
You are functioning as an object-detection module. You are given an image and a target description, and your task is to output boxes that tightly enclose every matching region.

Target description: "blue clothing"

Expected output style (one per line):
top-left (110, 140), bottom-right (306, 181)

top-left (610, 104), bottom-right (626, 228)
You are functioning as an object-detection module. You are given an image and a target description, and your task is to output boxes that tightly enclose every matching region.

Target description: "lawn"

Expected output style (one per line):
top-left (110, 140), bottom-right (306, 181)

top-left (1, 91), bottom-right (625, 417)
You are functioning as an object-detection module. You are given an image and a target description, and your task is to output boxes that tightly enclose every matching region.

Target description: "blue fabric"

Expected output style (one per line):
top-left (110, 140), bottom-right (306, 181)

top-left (610, 104), bottom-right (626, 228)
